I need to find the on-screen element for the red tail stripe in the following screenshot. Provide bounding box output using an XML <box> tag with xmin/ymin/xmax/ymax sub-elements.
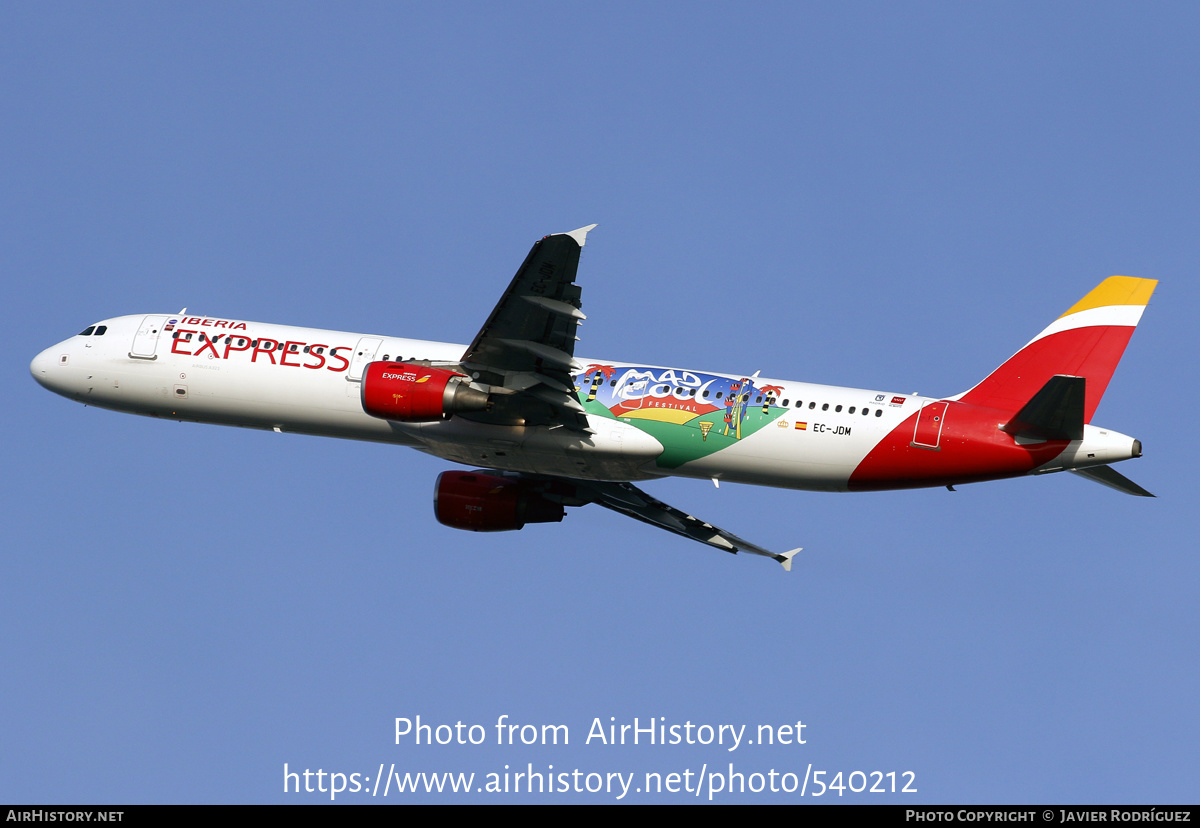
<box><xmin>958</xmin><ymin>325</ymin><xmax>1135</xmax><ymax>421</ymax></box>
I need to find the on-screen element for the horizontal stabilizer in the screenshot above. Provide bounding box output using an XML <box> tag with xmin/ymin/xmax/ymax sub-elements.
<box><xmin>1070</xmin><ymin>464</ymin><xmax>1155</xmax><ymax>497</ymax></box>
<box><xmin>1002</xmin><ymin>375</ymin><xmax>1085</xmax><ymax>441</ymax></box>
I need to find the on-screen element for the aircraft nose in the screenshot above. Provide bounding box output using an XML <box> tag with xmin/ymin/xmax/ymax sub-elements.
<box><xmin>30</xmin><ymin>344</ymin><xmax>70</xmax><ymax>394</ymax></box>
<box><xmin>31</xmin><ymin>347</ymin><xmax>53</xmax><ymax>385</ymax></box>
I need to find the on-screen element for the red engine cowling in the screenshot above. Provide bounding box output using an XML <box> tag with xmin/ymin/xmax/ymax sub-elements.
<box><xmin>434</xmin><ymin>471</ymin><xmax>566</xmax><ymax>532</ymax></box>
<box><xmin>361</xmin><ymin>362</ymin><xmax>489</xmax><ymax>422</ymax></box>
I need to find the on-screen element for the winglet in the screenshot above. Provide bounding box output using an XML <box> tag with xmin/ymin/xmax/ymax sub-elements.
<box><xmin>775</xmin><ymin>548</ymin><xmax>802</xmax><ymax>572</ymax></box>
<box><xmin>561</xmin><ymin>224</ymin><xmax>598</xmax><ymax>247</ymax></box>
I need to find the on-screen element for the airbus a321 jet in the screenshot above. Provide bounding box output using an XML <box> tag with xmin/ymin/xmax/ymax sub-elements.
<box><xmin>31</xmin><ymin>226</ymin><xmax>1156</xmax><ymax>570</ymax></box>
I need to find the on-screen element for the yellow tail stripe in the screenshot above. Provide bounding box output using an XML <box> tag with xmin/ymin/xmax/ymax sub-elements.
<box><xmin>1059</xmin><ymin>276</ymin><xmax>1158</xmax><ymax>318</ymax></box>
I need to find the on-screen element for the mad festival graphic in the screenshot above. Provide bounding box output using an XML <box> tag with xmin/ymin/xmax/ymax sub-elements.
<box><xmin>574</xmin><ymin>364</ymin><xmax>787</xmax><ymax>468</ymax></box>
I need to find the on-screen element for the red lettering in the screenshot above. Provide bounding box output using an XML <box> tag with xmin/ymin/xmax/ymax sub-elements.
<box><xmin>304</xmin><ymin>344</ymin><xmax>327</xmax><ymax>370</ymax></box>
<box><xmin>224</xmin><ymin>336</ymin><xmax>251</xmax><ymax>359</ymax></box>
<box><xmin>327</xmin><ymin>346</ymin><xmax>350</xmax><ymax>373</ymax></box>
<box><xmin>181</xmin><ymin>317</ymin><xmax>246</xmax><ymax>329</ymax></box>
<box><xmin>194</xmin><ymin>334</ymin><xmax>221</xmax><ymax>359</ymax></box>
<box><xmin>279</xmin><ymin>341</ymin><xmax>304</xmax><ymax>367</ymax></box>
<box><xmin>252</xmin><ymin>338</ymin><xmax>279</xmax><ymax>364</ymax></box>
<box><xmin>170</xmin><ymin>330</ymin><xmax>195</xmax><ymax>356</ymax></box>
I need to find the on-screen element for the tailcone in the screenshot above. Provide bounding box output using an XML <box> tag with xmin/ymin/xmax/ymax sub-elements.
<box><xmin>1054</xmin><ymin>424</ymin><xmax>1142</xmax><ymax>472</ymax></box>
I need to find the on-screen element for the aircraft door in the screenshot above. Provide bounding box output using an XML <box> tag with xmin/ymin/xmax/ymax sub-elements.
<box><xmin>912</xmin><ymin>400</ymin><xmax>948</xmax><ymax>450</ymax></box>
<box><xmin>620</xmin><ymin>375</ymin><xmax>649</xmax><ymax>410</ymax></box>
<box><xmin>129</xmin><ymin>315</ymin><xmax>170</xmax><ymax>359</ymax></box>
<box><xmin>347</xmin><ymin>336</ymin><xmax>384</xmax><ymax>381</ymax></box>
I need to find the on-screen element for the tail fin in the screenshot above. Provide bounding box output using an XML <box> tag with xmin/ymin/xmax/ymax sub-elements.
<box><xmin>958</xmin><ymin>276</ymin><xmax>1157</xmax><ymax>421</ymax></box>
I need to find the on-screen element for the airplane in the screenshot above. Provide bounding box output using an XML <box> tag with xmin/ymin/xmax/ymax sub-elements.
<box><xmin>30</xmin><ymin>225</ymin><xmax>1156</xmax><ymax>570</ymax></box>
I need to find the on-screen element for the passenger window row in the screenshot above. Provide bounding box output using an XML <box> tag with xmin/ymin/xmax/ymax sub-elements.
<box><xmin>622</xmin><ymin>382</ymin><xmax>887</xmax><ymax>418</ymax></box>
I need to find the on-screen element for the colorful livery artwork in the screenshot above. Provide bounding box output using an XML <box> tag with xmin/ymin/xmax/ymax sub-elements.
<box><xmin>574</xmin><ymin>365</ymin><xmax>787</xmax><ymax>468</ymax></box>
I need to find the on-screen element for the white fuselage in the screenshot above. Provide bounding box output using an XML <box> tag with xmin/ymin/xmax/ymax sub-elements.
<box><xmin>31</xmin><ymin>313</ymin><xmax>925</xmax><ymax>490</ymax></box>
<box><xmin>31</xmin><ymin>312</ymin><xmax>1141</xmax><ymax>494</ymax></box>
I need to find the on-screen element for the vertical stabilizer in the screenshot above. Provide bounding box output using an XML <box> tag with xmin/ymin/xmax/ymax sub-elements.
<box><xmin>958</xmin><ymin>276</ymin><xmax>1156</xmax><ymax>420</ymax></box>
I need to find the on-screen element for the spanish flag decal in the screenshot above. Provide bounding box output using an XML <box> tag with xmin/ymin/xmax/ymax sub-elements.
<box><xmin>795</xmin><ymin>422</ymin><xmax>807</xmax><ymax>430</ymax></box>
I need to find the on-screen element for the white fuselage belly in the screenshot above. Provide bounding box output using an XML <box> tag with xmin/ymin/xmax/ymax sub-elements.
<box><xmin>38</xmin><ymin>313</ymin><xmax>915</xmax><ymax>491</ymax></box>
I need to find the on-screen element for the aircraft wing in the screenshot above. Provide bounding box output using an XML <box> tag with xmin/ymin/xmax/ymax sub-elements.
<box><xmin>573</xmin><ymin>479</ymin><xmax>802</xmax><ymax>571</ymax></box>
<box><xmin>459</xmin><ymin>225</ymin><xmax>597</xmax><ymax>430</ymax></box>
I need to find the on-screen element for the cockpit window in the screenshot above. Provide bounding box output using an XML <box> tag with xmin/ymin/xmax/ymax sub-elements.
<box><xmin>79</xmin><ymin>326</ymin><xmax>96</xmax><ymax>336</ymax></box>
<box><xmin>95</xmin><ymin>325</ymin><xmax>107</xmax><ymax>335</ymax></box>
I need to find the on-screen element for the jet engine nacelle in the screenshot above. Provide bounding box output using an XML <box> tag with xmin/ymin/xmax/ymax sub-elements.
<box><xmin>361</xmin><ymin>362</ymin><xmax>490</xmax><ymax>422</ymax></box>
<box><xmin>434</xmin><ymin>471</ymin><xmax>566</xmax><ymax>532</ymax></box>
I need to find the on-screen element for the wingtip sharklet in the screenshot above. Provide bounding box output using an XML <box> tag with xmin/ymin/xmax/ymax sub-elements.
<box><xmin>561</xmin><ymin>224</ymin><xmax>598</xmax><ymax>247</ymax></box>
<box><xmin>775</xmin><ymin>548</ymin><xmax>802</xmax><ymax>572</ymax></box>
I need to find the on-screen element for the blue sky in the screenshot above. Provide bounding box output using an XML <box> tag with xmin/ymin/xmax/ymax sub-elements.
<box><xmin>3</xmin><ymin>3</ymin><xmax>1198</xmax><ymax>803</ymax></box>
